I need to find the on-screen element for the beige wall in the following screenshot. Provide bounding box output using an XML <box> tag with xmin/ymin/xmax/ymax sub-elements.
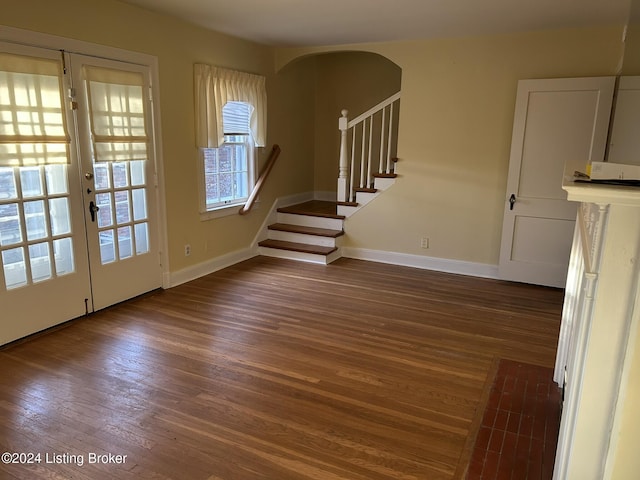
<box><xmin>278</xmin><ymin>27</ymin><xmax>624</xmax><ymax>265</ymax></box>
<box><xmin>311</xmin><ymin>52</ymin><xmax>401</xmax><ymax>192</ymax></box>
<box><xmin>1</xmin><ymin>0</ymin><xmax>315</xmax><ymax>273</ymax></box>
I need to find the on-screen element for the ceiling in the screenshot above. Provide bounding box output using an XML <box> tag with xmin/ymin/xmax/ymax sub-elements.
<box><xmin>120</xmin><ymin>0</ymin><xmax>631</xmax><ymax>47</ymax></box>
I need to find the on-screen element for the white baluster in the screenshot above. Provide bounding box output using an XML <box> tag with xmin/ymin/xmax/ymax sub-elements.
<box><xmin>337</xmin><ymin>109</ymin><xmax>349</xmax><ymax>202</ymax></box>
<box><xmin>349</xmin><ymin>126</ymin><xmax>356</xmax><ymax>202</ymax></box>
<box><xmin>379</xmin><ymin>108</ymin><xmax>386</xmax><ymax>174</ymax></box>
<box><xmin>386</xmin><ymin>103</ymin><xmax>394</xmax><ymax>173</ymax></box>
<box><xmin>367</xmin><ymin>116</ymin><xmax>373</xmax><ymax>187</ymax></box>
<box><xmin>360</xmin><ymin>120</ymin><xmax>366</xmax><ymax>189</ymax></box>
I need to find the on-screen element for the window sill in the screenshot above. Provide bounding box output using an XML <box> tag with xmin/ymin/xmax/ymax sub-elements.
<box><xmin>199</xmin><ymin>201</ymin><xmax>260</xmax><ymax>221</ymax></box>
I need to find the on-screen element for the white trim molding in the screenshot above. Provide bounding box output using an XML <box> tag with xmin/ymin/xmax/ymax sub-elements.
<box><xmin>341</xmin><ymin>247</ymin><xmax>499</xmax><ymax>279</ymax></box>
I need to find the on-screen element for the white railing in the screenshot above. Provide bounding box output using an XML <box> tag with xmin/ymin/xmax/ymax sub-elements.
<box><xmin>338</xmin><ymin>92</ymin><xmax>400</xmax><ymax>202</ymax></box>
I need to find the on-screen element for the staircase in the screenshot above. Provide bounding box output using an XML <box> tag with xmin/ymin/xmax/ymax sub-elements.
<box><xmin>257</xmin><ymin>91</ymin><xmax>401</xmax><ymax>264</ymax></box>
<box><xmin>258</xmin><ymin>200</ymin><xmax>345</xmax><ymax>264</ymax></box>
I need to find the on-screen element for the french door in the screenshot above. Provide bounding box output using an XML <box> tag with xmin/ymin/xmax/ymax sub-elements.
<box><xmin>0</xmin><ymin>43</ymin><xmax>162</xmax><ymax>345</ymax></box>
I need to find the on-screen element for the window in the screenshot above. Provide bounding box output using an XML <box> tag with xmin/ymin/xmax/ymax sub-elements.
<box><xmin>193</xmin><ymin>64</ymin><xmax>266</xmax><ymax>215</ymax></box>
<box><xmin>201</xmin><ymin>101</ymin><xmax>254</xmax><ymax>210</ymax></box>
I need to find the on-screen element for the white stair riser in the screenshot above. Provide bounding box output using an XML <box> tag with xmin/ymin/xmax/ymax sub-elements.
<box><xmin>374</xmin><ymin>177</ymin><xmax>395</xmax><ymax>190</ymax></box>
<box><xmin>354</xmin><ymin>191</ymin><xmax>377</xmax><ymax>206</ymax></box>
<box><xmin>276</xmin><ymin>212</ymin><xmax>343</xmax><ymax>230</ymax></box>
<box><xmin>259</xmin><ymin>246</ymin><xmax>340</xmax><ymax>265</ymax></box>
<box><xmin>268</xmin><ymin>230</ymin><xmax>340</xmax><ymax>247</ymax></box>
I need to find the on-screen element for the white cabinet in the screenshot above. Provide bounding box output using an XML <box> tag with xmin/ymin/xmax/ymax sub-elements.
<box><xmin>553</xmin><ymin>180</ymin><xmax>640</xmax><ymax>479</ymax></box>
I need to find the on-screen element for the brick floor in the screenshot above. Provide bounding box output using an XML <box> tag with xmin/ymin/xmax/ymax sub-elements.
<box><xmin>466</xmin><ymin>359</ymin><xmax>561</xmax><ymax>480</ymax></box>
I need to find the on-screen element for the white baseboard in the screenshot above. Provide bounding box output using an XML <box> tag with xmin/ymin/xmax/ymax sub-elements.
<box><xmin>168</xmin><ymin>247</ymin><xmax>257</xmax><ymax>287</ymax></box>
<box><xmin>341</xmin><ymin>247</ymin><xmax>500</xmax><ymax>279</ymax></box>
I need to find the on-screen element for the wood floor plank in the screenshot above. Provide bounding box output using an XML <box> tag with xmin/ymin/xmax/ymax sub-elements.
<box><xmin>0</xmin><ymin>257</ymin><xmax>563</xmax><ymax>479</ymax></box>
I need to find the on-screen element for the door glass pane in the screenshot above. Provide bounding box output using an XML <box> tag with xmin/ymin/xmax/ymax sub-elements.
<box><xmin>29</xmin><ymin>242</ymin><xmax>51</xmax><ymax>282</ymax></box>
<box><xmin>2</xmin><ymin>247</ymin><xmax>26</xmax><ymax>289</ymax></box>
<box><xmin>45</xmin><ymin>164</ymin><xmax>68</xmax><ymax>195</ymax></box>
<box><xmin>130</xmin><ymin>160</ymin><xmax>145</xmax><ymax>186</ymax></box>
<box><xmin>0</xmin><ymin>203</ymin><xmax>22</xmax><ymax>246</ymax></box>
<box><xmin>134</xmin><ymin>222</ymin><xmax>149</xmax><ymax>255</ymax></box>
<box><xmin>96</xmin><ymin>192</ymin><xmax>113</xmax><ymax>228</ymax></box>
<box><xmin>24</xmin><ymin>200</ymin><xmax>47</xmax><ymax>241</ymax></box>
<box><xmin>53</xmin><ymin>237</ymin><xmax>74</xmax><ymax>276</ymax></box>
<box><xmin>132</xmin><ymin>188</ymin><xmax>147</xmax><ymax>221</ymax></box>
<box><xmin>0</xmin><ymin>168</ymin><xmax>17</xmax><ymax>199</ymax></box>
<box><xmin>49</xmin><ymin>197</ymin><xmax>71</xmax><ymax>236</ymax></box>
<box><xmin>20</xmin><ymin>168</ymin><xmax>44</xmax><ymax>198</ymax></box>
<box><xmin>114</xmin><ymin>190</ymin><xmax>130</xmax><ymax>224</ymax></box>
<box><xmin>113</xmin><ymin>162</ymin><xmax>129</xmax><ymax>188</ymax></box>
<box><xmin>117</xmin><ymin>226</ymin><xmax>132</xmax><ymax>259</ymax></box>
<box><xmin>99</xmin><ymin>229</ymin><xmax>115</xmax><ymax>264</ymax></box>
<box><xmin>94</xmin><ymin>163</ymin><xmax>110</xmax><ymax>190</ymax></box>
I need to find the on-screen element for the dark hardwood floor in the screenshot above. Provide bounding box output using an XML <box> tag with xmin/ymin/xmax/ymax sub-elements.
<box><xmin>0</xmin><ymin>256</ymin><xmax>563</xmax><ymax>480</ymax></box>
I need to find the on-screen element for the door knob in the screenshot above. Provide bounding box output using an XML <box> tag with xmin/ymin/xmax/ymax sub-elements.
<box><xmin>509</xmin><ymin>194</ymin><xmax>516</xmax><ymax>211</ymax></box>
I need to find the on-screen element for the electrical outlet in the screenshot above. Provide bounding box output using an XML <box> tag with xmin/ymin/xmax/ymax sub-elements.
<box><xmin>420</xmin><ymin>237</ymin><xmax>429</xmax><ymax>249</ymax></box>
<box><xmin>184</xmin><ymin>244</ymin><xmax>191</xmax><ymax>256</ymax></box>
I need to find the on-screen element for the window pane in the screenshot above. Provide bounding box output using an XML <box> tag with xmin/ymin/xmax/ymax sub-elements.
<box><xmin>117</xmin><ymin>226</ymin><xmax>132</xmax><ymax>259</ymax></box>
<box><xmin>24</xmin><ymin>200</ymin><xmax>47</xmax><ymax>241</ymax></box>
<box><xmin>0</xmin><ymin>203</ymin><xmax>22</xmax><ymax>246</ymax></box>
<box><xmin>235</xmin><ymin>172</ymin><xmax>248</xmax><ymax>199</ymax></box>
<box><xmin>2</xmin><ymin>247</ymin><xmax>26</xmax><ymax>289</ymax></box>
<box><xmin>130</xmin><ymin>160</ymin><xmax>145</xmax><ymax>186</ymax></box>
<box><xmin>134</xmin><ymin>222</ymin><xmax>149</xmax><ymax>255</ymax></box>
<box><xmin>53</xmin><ymin>237</ymin><xmax>74</xmax><ymax>276</ymax></box>
<box><xmin>94</xmin><ymin>163</ymin><xmax>110</xmax><ymax>190</ymax></box>
<box><xmin>0</xmin><ymin>168</ymin><xmax>17</xmax><ymax>199</ymax></box>
<box><xmin>99</xmin><ymin>229</ymin><xmax>115</xmax><ymax>264</ymax></box>
<box><xmin>20</xmin><ymin>167</ymin><xmax>43</xmax><ymax>198</ymax></box>
<box><xmin>96</xmin><ymin>193</ymin><xmax>113</xmax><ymax>228</ymax></box>
<box><xmin>29</xmin><ymin>242</ymin><xmax>51</xmax><ymax>283</ymax></box>
<box><xmin>132</xmin><ymin>188</ymin><xmax>147</xmax><ymax>221</ymax></box>
<box><xmin>49</xmin><ymin>197</ymin><xmax>71</xmax><ymax>236</ymax></box>
<box><xmin>205</xmin><ymin>172</ymin><xmax>219</xmax><ymax>205</ymax></box>
<box><xmin>114</xmin><ymin>190</ymin><xmax>131</xmax><ymax>224</ymax></box>
<box><xmin>204</xmin><ymin>150</ymin><xmax>218</xmax><ymax>174</ymax></box>
<box><xmin>112</xmin><ymin>162</ymin><xmax>129</xmax><ymax>188</ymax></box>
<box><xmin>219</xmin><ymin>173</ymin><xmax>233</xmax><ymax>200</ymax></box>
<box><xmin>45</xmin><ymin>164</ymin><xmax>68</xmax><ymax>195</ymax></box>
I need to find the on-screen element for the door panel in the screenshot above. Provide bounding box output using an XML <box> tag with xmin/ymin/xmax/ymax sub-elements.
<box><xmin>499</xmin><ymin>77</ymin><xmax>614</xmax><ymax>288</ymax></box>
<box><xmin>70</xmin><ymin>54</ymin><xmax>161</xmax><ymax>310</ymax></box>
<box><xmin>0</xmin><ymin>44</ymin><xmax>92</xmax><ymax>344</ymax></box>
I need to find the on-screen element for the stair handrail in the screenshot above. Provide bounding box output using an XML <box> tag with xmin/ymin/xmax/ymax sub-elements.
<box><xmin>338</xmin><ymin>92</ymin><xmax>400</xmax><ymax>202</ymax></box>
<box><xmin>239</xmin><ymin>144</ymin><xmax>281</xmax><ymax>215</ymax></box>
<box><xmin>346</xmin><ymin>92</ymin><xmax>401</xmax><ymax>129</ymax></box>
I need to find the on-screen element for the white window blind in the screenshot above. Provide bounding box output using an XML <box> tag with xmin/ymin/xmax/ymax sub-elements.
<box><xmin>194</xmin><ymin>64</ymin><xmax>266</xmax><ymax>148</ymax></box>
<box><xmin>84</xmin><ymin>66</ymin><xmax>148</xmax><ymax>162</ymax></box>
<box><xmin>222</xmin><ymin>101</ymin><xmax>252</xmax><ymax>135</ymax></box>
<box><xmin>0</xmin><ymin>52</ymin><xmax>70</xmax><ymax>167</ymax></box>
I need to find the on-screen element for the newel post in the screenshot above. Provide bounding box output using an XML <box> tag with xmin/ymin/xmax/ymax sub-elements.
<box><xmin>338</xmin><ymin>109</ymin><xmax>349</xmax><ymax>202</ymax></box>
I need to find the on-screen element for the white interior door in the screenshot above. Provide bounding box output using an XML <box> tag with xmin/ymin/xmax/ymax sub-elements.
<box><xmin>498</xmin><ymin>77</ymin><xmax>614</xmax><ymax>288</ymax></box>
<box><xmin>0</xmin><ymin>43</ymin><xmax>162</xmax><ymax>345</ymax></box>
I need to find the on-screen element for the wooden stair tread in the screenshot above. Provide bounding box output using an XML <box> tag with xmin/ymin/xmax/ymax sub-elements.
<box><xmin>355</xmin><ymin>187</ymin><xmax>377</xmax><ymax>193</ymax></box>
<box><xmin>268</xmin><ymin>223</ymin><xmax>344</xmax><ymax>238</ymax></box>
<box><xmin>259</xmin><ymin>239</ymin><xmax>338</xmax><ymax>256</ymax></box>
<box><xmin>373</xmin><ymin>173</ymin><xmax>397</xmax><ymax>178</ymax></box>
<box><xmin>277</xmin><ymin>201</ymin><xmax>345</xmax><ymax>219</ymax></box>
